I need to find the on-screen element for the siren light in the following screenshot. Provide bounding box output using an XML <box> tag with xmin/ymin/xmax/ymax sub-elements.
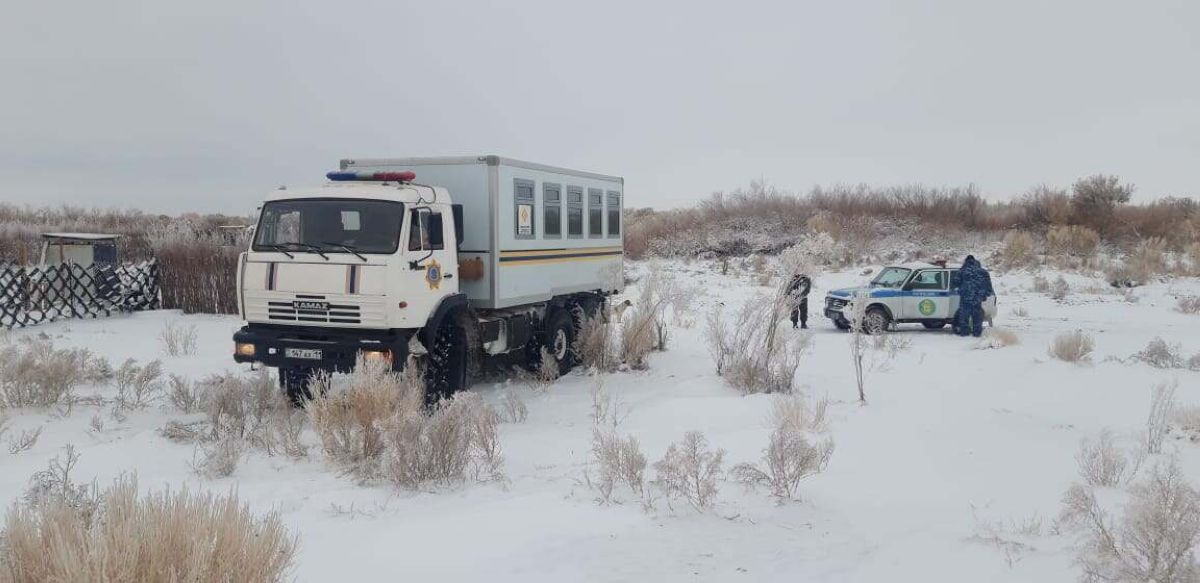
<box><xmin>326</xmin><ymin>171</ymin><xmax>417</xmax><ymax>182</ymax></box>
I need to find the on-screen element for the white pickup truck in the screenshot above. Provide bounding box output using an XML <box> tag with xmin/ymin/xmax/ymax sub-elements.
<box><xmin>232</xmin><ymin>156</ymin><xmax>624</xmax><ymax>401</ymax></box>
<box><xmin>823</xmin><ymin>262</ymin><xmax>997</xmax><ymax>334</ymax></box>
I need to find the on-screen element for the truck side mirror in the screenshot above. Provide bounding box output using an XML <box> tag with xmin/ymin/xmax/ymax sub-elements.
<box><xmin>452</xmin><ymin>204</ymin><xmax>464</xmax><ymax>246</ymax></box>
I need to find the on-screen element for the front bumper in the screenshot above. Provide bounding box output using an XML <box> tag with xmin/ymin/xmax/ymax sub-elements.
<box><xmin>232</xmin><ymin>324</ymin><xmax>412</xmax><ymax>372</ymax></box>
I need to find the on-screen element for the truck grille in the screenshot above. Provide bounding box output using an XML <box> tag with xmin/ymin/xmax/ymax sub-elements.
<box><xmin>267</xmin><ymin>301</ymin><xmax>362</xmax><ymax>324</ymax></box>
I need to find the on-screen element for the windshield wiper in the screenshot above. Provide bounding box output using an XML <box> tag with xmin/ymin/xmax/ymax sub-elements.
<box><xmin>321</xmin><ymin>242</ymin><xmax>368</xmax><ymax>262</ymax></box>
<box><xmin>259</xmin><ymin>244</ymin><xmax>294</xmax><ymax>258</ymax></box>
<box><xmin>283</xmin><ymin>242</ymin><xmax>329</xmax><ymax>260</ymax></box>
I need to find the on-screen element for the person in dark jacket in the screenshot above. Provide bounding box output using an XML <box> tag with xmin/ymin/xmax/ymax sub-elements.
<box><xmin>955</xmin><ymin>255</ymin><xmax>994</xmax><ymax>337</ymax></box>
<box><xmin>786</xmin><ymin>274</ymin><xmax>812</xmax><ymax>329</ymax></box>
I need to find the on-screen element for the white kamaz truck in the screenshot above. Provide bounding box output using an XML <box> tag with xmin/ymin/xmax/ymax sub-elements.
<box><xmin>233</xmin><ymin>156</ymin><xmax>624</xmax><ymax>401</ymax></box>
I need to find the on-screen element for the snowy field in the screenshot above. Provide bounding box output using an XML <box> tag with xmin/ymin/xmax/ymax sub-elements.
<box><xmin>2</xmin><ymin>260</ymin><xmax>1199</xmax><ymax>582</ymax></box>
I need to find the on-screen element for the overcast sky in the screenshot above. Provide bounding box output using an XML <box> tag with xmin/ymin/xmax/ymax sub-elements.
<box><xmin>1</xmin><ymin>0</ymin><xmax>1196</xmax><ymax>215</ymax></box>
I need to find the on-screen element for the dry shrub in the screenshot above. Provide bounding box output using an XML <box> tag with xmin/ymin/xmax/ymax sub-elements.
<box><xmin>6</xmin><ymin>427</ymin><xmax>42</xmax><ymax>455</ymax></box>
<box><xmin>653</xmin><ymin>431</ymin><xmax>725</xmax><ymax>511</ymax></box>
<box><xmin>999</xmin><ymin>231</ymin><xmax>1037</xmax><ymax>270</ymax></box>
<box><xmin>770</xmin><ymin>393</ymin><xmax>829</xmax><ymax>434</ymax></box>
<box><xmin>1046</xmin><ymin>225</ymin><xmax>1100</xmax><ymax>258</ymax></box>
<box><xmin>166</xmin><ymin>374</ymin><xmax>202</xmax><ymax>413</ymax></box>
<box><xmin>705</xmin><ymin>294</ymin><xmax>809</xmax><ymax>394</ymax></box>
<box><xmin>191</xmin><ymin>436</ymin><xmax>243</xmax><ymax>478</ymax></box>
<box><xmin>158</xmin><ymin>320</ymin><xmax>198</xmax><ymax>357</ymax></box>
<box><xmin>731</xmin><ymin>399</ymin><xmax>833</xmax><ymax>501</ymax></box>
<box><xmin>1032</xmin><ymin>274</ymin><xmax>1051</xmax><ymax>293</ymax></box>
<box><xmin>1127</xmin><ymin>237</ymin><xmax>1168</xmax><ymax>284</ymax></box>
<box><xmin>520</xmin><ymin>348</ymin><xmax>559</xmax><ymax>391</ymax></box>
<box><xmin>150</xmin><ymin>224</ymin><xmax>246</xmax><ymax>314</ymax></box>
<box><xmin>0</xmin><ymin>337</ymin><xmax>107</xmax><ymax>409</ymax></box>
<box><xmin>112</xmin><ymin>358</ymin><xmax>164</xmax><ymax>410</ymax></box>
<box><xmin>977</xmin><ymin>327</ymin><xmax>1019</xmax><ymax>349</ymax></box>
<box><xmin>1062</xmin><ymin>461</ymin><xmax>1200</xmax><ymax>583</ymax></box>
<box><xmin>1076</xmin><ymin>430</ymin><xmax>1130</xmax><ymax>487</ymax></box>
<box><xmin>1177</xmin><ymin>296</ymin><xmax>1200</xmax><ymax>315</ymax></box>
<box><xmin>1172</xmin><ymin>406</ymin><xmax>1200</xmax><ymax>442</ymax></box>
<box><xmin>575</xmin><ymin>314</ymin><xmax>618</xmax><ymax>372</ymax></box>
<box><xmin>732</xmin><ymin>429</ymin><xmax>833</xmax><ymax>501</ymax></box>
<box><xmin>501</xmin><ymin>391</ymin><xmax>528</xmax><ymax>423</ymax></box>
<box><xmin>1049</xmin><ymin>330</ymin><xmax>1095</xmax><ymax>363</ymax></box>
<box><xmin>1132</xmin><ymin>337</ymin><xmax>1184</xmax><ymax>369</ymax></box>
<box><xmin>1144</xmin><ymin>382</ymin><xmax>1176</xmax><ymax>455</ymax></box>
<box><xmin>307</xmin><ymin>357</ymin><xmax>424</xmax><ymax>479</ymax></box>
<box><xmin>620</xmin><ymin>307</ymin><xmax>659</xmax><ymax>370</ymax></box>
<box><xmin>591</xmin><ymin>427</ymin><xmax>648</xmax><ymax>504</ymax></box>
<box><xmin>1050</xmin><ymin>275</ymin><xmax>1071</xmax><ymax>301</ymax></box>
<box><xmin>383</xmin><ymin>391</ymin><xmax>503</xmax><ymax>489</ymax></box>
<box><xmin>0</xmin><ymin>466</ymin><xmax>296</xmax><ymax>582</ymax></box>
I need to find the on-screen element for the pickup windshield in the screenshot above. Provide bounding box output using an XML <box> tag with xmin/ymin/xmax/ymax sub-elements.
<box><xmin>253</xmin><ymin>199</ymin><xmax>404</xmax><ymax>255</ymax></box>
<box><xmin>871</xmin><ymin>267</ymin><xmax>912</xmax><ymax>288</ymax></box>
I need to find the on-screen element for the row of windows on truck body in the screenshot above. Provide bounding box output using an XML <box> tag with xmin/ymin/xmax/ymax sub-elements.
<box><xmin>513</xmin><ymin>179</ymin><xmax>621</xmax><ymax>240</ymax></box>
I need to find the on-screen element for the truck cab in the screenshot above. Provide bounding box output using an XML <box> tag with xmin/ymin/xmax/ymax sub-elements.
<box><xmin>824</xmin><ymin>262</ymin><xmax>997</xmax><ymax>334</ymax></box>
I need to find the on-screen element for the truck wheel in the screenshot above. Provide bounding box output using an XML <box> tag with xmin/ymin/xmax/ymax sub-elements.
<box><xmin>279</xmin><ymin>367</ymin><xmax>315</xmax><ymax>406</ymax></box>
<box><xmin>862</xmin><ymin>307</ymin><xmax>890</xmax><ymax>335</ymax></box>
<box><xmin>428</xmin><ymin>316</ymin><xmax>469</xmax><ymax>398</ymax></box>
<box><xmin>537</xmin><ymin>310</ymin><xmax>576</xmax><ymax>375</ymax></box>
<box><xmin>922</xmin><ymin>320</ymin><xmax>947</xmax><ymax>330</ymax></box>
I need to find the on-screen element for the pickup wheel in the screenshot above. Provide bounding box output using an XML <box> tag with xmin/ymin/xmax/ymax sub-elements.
<box><xmin>862</xmin><ymin>307</ymin><xmax>890</xmax><ymax>335</ymax></box>
<box><xmin>279</xmin><ymin>367</ymin><xmax>315</xmax><ymax>406</ymax></box>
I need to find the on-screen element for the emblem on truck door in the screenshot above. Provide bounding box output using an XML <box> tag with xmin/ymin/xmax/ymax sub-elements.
<box><xmin>425</xmin><ymin>259</ymin><xmax>442</xmax><ymax>290</ymax></box>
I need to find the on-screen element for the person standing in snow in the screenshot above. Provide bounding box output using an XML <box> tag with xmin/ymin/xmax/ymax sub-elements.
<box><xmin>786</xmin><ymin>273</ymin><xmax>813</xmax><ymax>329</ymax></box>
<box><xmin>955</xmin><ymin>255</ymin><xmax>993</xmax><ymax>337</ymax></box>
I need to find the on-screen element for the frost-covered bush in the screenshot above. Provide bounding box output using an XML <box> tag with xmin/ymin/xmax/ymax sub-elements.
<box><xmin>976</xmin><ymin>327</ymin><xmax>1019</xmax><ymax>349</ymax></box>
<box><xmin>308</xmin><ymin>357</ymin><xmax>424</xmax><ymax>479</ymax></box>
<box><xmin>731</xmin><ymin>399</ymin><xmax>833</xmax><ymax>501</ymax></box>
<box><xmin>575</xmin><ymin>314</ymin><xmax>618</xmax><ymax>372</ymax></box>
<box><xmin>1075</xmin><ymin>430</ymin><xmax>1129</xmax><ymax>487</ymax></box>
<box><xmin>1049</xmin><ymin>330</ymin><xmax>1094</xmax><ymax>363</ymax></box>
<box><xmin>501</xmin><ymin>390</ymin><xmax>528</xmax><ymax>423</ymax></box>
<box><xmin>999</xmin><ymin>231</ymin><xmax>1037</xmax><ymax>269</ymax></box>
<box><xmin>1032</xmin><ymin>274</ymin><xmax>1051</xmax><ymax>293</ymax></box>
<box><xmin>0</xmin><ymin>466</ymin><xmax>297</xmax><ymax>582</ymax></box>
<box><xmin>191</xmin><ymin>436</ymin><xmax>243</xmax><ymax>478</ymax></box>
<box><xmin>591</xmin><ymin>427</ymin><xmax>647</xmax><ymax>504</ymax></box>
<box><xmin>158</xmin><ymin>320</ymin><xmax>198</xmax><ymax>357</ymax></box>
<box><xmin>705</xmin><ymin>293</ymin><xmax>809</xmax><ymax>394</ymax></box>
<box><xmin>1046</xmin><ymin>225</ymin><xmax>1100</xmax><ymax>258</ymax></box>
<box><xmin>653</xmin><ymin>431</ymin><xmax>725</xmax><ymax>511</ymax></box>
<box><xmin>1144</xmin><ymin>382</ymin><xmax>1175</xmax><ymax>455</ymax></box>
<box><xmin>0</xmin><ymin>337</ymin><xmax>107</xmax><ymax>409</ymax></box>
<box><xmin>1177</xmin><ymin>296</ymin><xmax>1200</xmax><ymax>315</ymax></box>
<box><xmin>1061</xmin><ymin>462</ymin><xmax>1200</xmax><ymax>583</ymax></box>
<box><xmin>112</xmin><ymin>358</ymin><xmax>164</xmax><ymax>410</ymax></box>
<box><xmin>1050</xmin><ymin>276</ymin><xmax>1071</xmax><ymax>301</ymax></box>
<box><xmin>1132</xmin><ymin>337</ymin><xmax>1184</xmax><ymax>369</ymax></box>
<box><xmin>1127</xmin><ymin>236</ymin><xmax>1168</xmax><ymax>284</ymax></box>
<box><xmin>384</xmin><ymin>391</ymin><xmax>503</xmax><ymax>490</ymax></box>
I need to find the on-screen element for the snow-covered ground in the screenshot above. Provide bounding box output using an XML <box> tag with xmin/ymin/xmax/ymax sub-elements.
<box><xmin>2</xmin><ymin>260</ymin><xmax>1199</xmax><ymax>582</ymax></box>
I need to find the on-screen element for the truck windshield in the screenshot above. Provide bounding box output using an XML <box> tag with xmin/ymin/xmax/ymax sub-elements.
<box><xmin>253</xmin><ymin>199</ymin><xmax>404</xmax><ymax>255</ymax></box>
<box><xmin>871</xmin><ymin>267</ymin><xmax>912</xmax><ymax>288</ymax></box>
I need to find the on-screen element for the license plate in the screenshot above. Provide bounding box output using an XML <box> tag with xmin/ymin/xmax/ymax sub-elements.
<box><xmin>284</xmin><ymin>348</ymin><xmax>323</xmax><ymax>360</ymax></box>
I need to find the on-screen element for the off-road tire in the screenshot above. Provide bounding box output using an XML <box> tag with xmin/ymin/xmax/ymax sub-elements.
<box><xmin>530</xmin><ymin>309</ymin><xmax>576</xmax><ymax>375</ymax></box>
<box><xmin>862</xmin><ymin>307</ymin><xmax>891</xmax><ymax>335</ymax></box>
<box><xmin>427</xmin><ymin>312</ymin><xmax>469</xmax><ymax>398</ymax></box>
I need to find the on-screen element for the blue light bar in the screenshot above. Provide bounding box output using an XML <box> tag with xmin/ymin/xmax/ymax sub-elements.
<box><xmin>326</xmin><ymin>171</ymin><xmax>360</xmax><ymax>181</ymax></box>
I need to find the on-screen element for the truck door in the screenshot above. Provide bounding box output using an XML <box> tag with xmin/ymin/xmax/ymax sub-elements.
<box><xmin>404</xmin><ymin>205</ymin><xmax>460</xmax><ymax>302</ymax></box>
<box><xmin>901</xmin><ymin>269</ymin><xmax>951</xmax><ymax>319</ymax></box>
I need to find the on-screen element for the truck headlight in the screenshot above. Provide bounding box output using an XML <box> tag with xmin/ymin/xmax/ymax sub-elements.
<box><xmin>235</xmin><ymin>343</ymin><xmax>256</xmax><ymax>357</ymax></box>
<box><xmin>361</xmin><ymin>349</ymin><xmax>392</xmax><ymax>363</ymax></box>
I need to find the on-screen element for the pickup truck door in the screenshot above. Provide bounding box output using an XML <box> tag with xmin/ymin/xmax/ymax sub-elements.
<box><xmin>902</xmin><ymin>269</ymin><xmax>952</xmax><ymax>319</ymax></box>
<box><xmin>402</xmin><ymin>205</ymin><xmax>460</xmax><ymax>305</ymax></box>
